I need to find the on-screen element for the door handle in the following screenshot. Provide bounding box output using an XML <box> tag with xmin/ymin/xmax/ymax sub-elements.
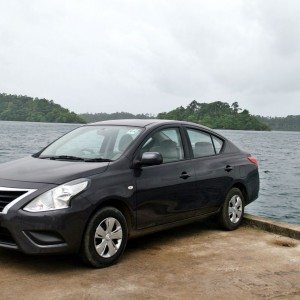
<box><xmin>225</xmin><ymin>165</ymin><xmax>233</xmax><ymax>172</ymax></box>
<box><xmin>180</xmin><ymin>172</ymin><xmax>191</xmax><ymax>179</ymax></box>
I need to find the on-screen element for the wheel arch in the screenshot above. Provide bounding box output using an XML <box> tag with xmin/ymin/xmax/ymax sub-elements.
<box><xmin>230</xmin><ymin>181</ymin><xmax>249</xmax><ymax>204</ymax></box>
<box><xmin>89</xmin><ymin>198</ymin><xmax>135</xmax><ymax>233</ymax></box>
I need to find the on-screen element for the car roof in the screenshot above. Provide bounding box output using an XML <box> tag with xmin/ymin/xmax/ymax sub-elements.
<box><xmin>89</xmin><ymin>119</ymin><xmax>212</xmax><ymax>130</ymax></box>
<box><xmin>89</xmin><ymin>119</ymin><xmax>160</xmax><ymax>127</ymax></box>
<box><xmin>88</xmin><ymin>119</ymin><xmax>228</xmax><ymax>142</ymax></box>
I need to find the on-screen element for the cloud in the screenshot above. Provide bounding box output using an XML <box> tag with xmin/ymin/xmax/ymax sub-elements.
<box><xmin>0</xmin><ymin>0</ymin><xmax>299</xmax><ymax>116</ymax></box>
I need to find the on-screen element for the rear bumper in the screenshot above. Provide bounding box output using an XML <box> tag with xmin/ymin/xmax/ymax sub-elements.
<box><xmin>245</xmin><ymin>168</ymin><xmax>260</xmax><ymax>205</ymax></box>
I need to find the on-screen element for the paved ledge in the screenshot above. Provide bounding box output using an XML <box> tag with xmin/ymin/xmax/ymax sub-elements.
<box><xmin>244</xmin><ymin>213</ymin><xmax>300</xmax><ymax>240</ymax></box>
<box><xmin>0</xmin><ymin>222</ymin><xmax>299</xmax><ymax>299</ymax></box>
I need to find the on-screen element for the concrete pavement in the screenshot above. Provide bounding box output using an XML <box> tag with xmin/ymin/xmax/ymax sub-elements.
<box><xmin>0</xmin><ymin>221</ymin><xmax>299</xmax><ymax>299</ymax></box>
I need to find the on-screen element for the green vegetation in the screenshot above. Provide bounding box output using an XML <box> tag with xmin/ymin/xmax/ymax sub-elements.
<box><xmin>0</xmin><ymin>93</ymin><xmax>85</xmax><ymax>123</ymax></box>
<box><xmin>80</xmin><ymin>112</ymin><xmax>152</xmax><ymax>123</ymax></box>
<box><xmin>256</xmin><ymin>115</ymin><xmax>300</xmax><ymax>131</ymax></box>
<box><xmin>1</xmin><ymin>93</ymin><xmax>298</xmax><ymax>131</ymax></box>
<box><xmin>157</xmin><ymin>101</ymin><xmax>270</xmax><ymax>131</ymax></box>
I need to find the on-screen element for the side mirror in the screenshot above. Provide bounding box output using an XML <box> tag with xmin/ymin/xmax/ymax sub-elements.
<box><xmin>133</xmin><ymin>152</ymin><xmax>163</xmax><ymax>168</ymax></box>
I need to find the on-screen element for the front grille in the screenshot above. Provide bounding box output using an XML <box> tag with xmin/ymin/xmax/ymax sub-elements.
<box><xmin>0</xmin><ymin>190</ymin><xmax>27</xmax><ymax>212</ymax></box>
<box><xmin>0</xmin><ymin>226</ymin><xmax>16</xmax><ymax>245</ymax></box>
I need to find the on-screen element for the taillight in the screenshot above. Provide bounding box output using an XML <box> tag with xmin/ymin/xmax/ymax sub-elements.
<box><xmin>248</xmin><ymin>155</ymin><xmax>258</xmax><ymax>166</ymax></box>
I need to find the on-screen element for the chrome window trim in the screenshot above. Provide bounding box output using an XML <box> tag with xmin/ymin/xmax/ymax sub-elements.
<box><xmin>0</xmin><ymin>187</ymin><xmax>37</xmax><ymax>214</ymax></box>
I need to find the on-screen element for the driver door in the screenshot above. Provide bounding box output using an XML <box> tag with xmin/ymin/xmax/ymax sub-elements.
<box><xmin>134</xmin><ymin>127</ymin><xmax>197</xmax><ymax>229</ymax></box>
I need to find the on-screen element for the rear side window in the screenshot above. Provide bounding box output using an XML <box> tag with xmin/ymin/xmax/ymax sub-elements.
<box><xmin>187</xmin><ymin>129</ymin><xmax>215</xmax><ymax>158</ymax></box>
<box><xmin>212</xmin><ymin>135</ymin><xmax>224</xmax><ymax>154</ymax></box>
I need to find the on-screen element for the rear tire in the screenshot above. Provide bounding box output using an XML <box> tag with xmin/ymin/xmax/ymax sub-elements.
<box><xmin>218</xmin><ymin>188</ymin><xmax>245</xmax><ymax>230</ymax></box>
<box><xmin>80</xmin><ymin>207</ymin><xmax>128</xmax><ymax>268</ymax></box>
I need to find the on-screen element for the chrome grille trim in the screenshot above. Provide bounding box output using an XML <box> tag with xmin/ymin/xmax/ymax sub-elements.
<box><xmin>0</xmin><ymin>187</ymin><xmax>37</xmax><ymax>214</ymax></box>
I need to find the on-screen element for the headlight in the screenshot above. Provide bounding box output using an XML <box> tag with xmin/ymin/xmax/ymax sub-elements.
<box><xmin>24</xmin><ymin>179</ymin><xmax>89</xmax><ymax>212</ymax></box>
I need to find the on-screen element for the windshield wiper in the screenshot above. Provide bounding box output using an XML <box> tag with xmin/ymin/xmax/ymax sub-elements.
<box><xmin>39</xmin><ymin>155</ymin><xmax>112</xmax><ymax>162</ymax></box>
<box><xmin>83</xmin><ymin>158</ymin><xmax>112</xmax><ymax>162</ymax></box>
<box><xmin>40</xmin><ymin>155</ymin><xmax>85</xmax><ymax>161</ymax></box>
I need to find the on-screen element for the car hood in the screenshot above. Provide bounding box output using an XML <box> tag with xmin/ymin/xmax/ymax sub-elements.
<box><xmin>0</xmin><ymin>156</ymin><xmax>109</xmax><ymax>185</ymax></box>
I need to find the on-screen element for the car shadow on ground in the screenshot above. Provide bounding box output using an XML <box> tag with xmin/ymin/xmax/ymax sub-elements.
<box><xmin>0</xmin><ymin>218</ymin><xmax>220</xmax><ymax>274</ymax></box>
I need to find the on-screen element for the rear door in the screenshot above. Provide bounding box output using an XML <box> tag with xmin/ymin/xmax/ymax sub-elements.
<box><xmin>184</xmin><ymin>127</ymin><xmax>235</xmax><ymax>212</ymax></box>
<box><xmin>135</xmin><ymin>126</ymin><xmax>198</xmax><ymax>229</ymax></box>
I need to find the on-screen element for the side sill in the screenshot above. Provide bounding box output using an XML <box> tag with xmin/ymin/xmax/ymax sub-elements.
<box><xmin>129</xmin><ymin>209</ymin><xmax>220</xmax><ymax>239</ymax></box>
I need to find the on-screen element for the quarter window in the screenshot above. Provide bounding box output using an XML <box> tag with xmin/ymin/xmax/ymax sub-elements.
<box><xmin>187</xmin><ymin>129</ymin><xmax>215</xmax><ymax>158</ymax></box>
<box><xmin>212</xmin><ymin>135</ymin><xmax>223</xmax><ymax>154</ymax></box>
<box><xmin>141</xmin><ymin>128</ymin><xmax>184</xmax><ymax>163</ymax></box>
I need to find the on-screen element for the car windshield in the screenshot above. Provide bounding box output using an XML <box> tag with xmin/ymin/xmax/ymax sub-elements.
<box><xmin>38</xmin><ymin>125</ymin><xmax>143</xmax><ymax>161</ymax></box>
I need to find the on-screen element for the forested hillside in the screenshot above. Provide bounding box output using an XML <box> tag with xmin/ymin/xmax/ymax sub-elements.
<box><xmin>80</xmin><ymin>112</ymin><xmax>152</xmax><ymax>123</ymax></box>
<box><xmin>1</xmin><ymin>93</ymin><xmax>298</xmax><ymax>131</ymax></box>
<box><xmin>0</xmin><ymin>93</ymin><xmax>85</xmax><ymax>123</ymax></box>
<box><xmin>157</xmin><ymin>101</ymin><xmax>270</xmax><ymax>131</ymax></box>
<box><xmin>256</xmin><ymin>115</ymin><xmax>300</xmax><ymax>131</ymax></box>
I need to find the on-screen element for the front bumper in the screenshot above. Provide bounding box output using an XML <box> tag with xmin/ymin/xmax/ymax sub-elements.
<box><xmin>0</xmin><ymin>208</ymin><xmax>90</xmax><ymax>254</ymax></box>
<box><xmin>0</xmin><ymin>179</ymin><xmax>93</xmax><ymax>254</ymax></box>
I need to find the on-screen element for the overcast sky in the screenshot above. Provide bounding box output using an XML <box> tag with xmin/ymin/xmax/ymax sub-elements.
<box><xmin>0</xmin><ymin>0</ymin><xmax>299</xmax><ymax>116</ymax></box>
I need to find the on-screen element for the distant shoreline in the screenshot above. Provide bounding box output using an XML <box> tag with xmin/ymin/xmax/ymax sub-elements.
<box><xmin>0</xmin><ymin>120</ymin><xmax>82</xmax><ymax>126</ymax></box>
<box><xmin>1</xmin><ymin>93</ymin><xmax>299</xmax><ymax>131</ymax></box>
<box><xmin>1</xmin><ymin>119</ymin><xmax>299</xmax><ymax>132</ymax></box>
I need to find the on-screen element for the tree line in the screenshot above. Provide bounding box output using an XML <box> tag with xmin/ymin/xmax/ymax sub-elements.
<box><xmin>255</xmin><ymin>115</ymin><xmax>300</xmax><ymax>131</ymax></box>
<box><xmin>1</xmin><ymin>93</ymin><xmax>299</xmax><ymax>131</ymax></box>
<box><xmin>0</xmin><ymin>93</ymin><xmax>85</xmax><ymax>123</ymax></box>
<box><xmin>80</xmin><ymin>101</ymin><xmax>299</xmax><ymax>131</ymax></box>
<box><xmin>156</xmin><ymin>100</ymin><xmax>270</xmax><ymax>131</ymax></box>
<box><xmin>80</xmin><ymin>112</ymin><xmax>153</xmax><ymax>123</ymax></box>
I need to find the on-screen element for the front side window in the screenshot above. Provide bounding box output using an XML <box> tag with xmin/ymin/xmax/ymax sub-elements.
<box><xmin>140</xmin><ymin>128</ymin><xmax>184</xmax><ymax>163</ymax></box>
<box><xmin>39</xmin><ymin>126</ymin><xmax>142</xmax><ymax>161</ymax></box>
<box><xmin>187</xmin><ymin>129</ymin><xmax>215</xmax><ymax>158</ymax></box>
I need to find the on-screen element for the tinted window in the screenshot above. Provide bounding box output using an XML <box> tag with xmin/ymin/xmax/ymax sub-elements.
<box><xmin>187</xmin><ymin>129</ymin><xmax>215</xmax><ymax>158</ymax></box>
<box><xmin>212</xmin><ymin>135</ymin><xmax>223</xmax><ymax>154</ymax></box>
<box><xmin>141</xmin><ymin>128</ymin><xmax>184</xmax><ymax>163</ymax></box>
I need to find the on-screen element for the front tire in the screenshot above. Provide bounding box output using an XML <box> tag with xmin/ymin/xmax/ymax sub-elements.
<box><xmin>219</xmin><ymin>188</ymin><xmax>245</xmax><ymax>230</ymax></box>
<box><xmin>80</xmin><ymin>207</ymin><xmax>128</xmax><ymax>268</ymax></box>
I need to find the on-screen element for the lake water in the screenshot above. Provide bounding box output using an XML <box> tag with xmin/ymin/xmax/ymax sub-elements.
<box><xmin>0</xmin><ymin>121</ymin><xmax>299</xmax><ymax>225</ymax></box>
